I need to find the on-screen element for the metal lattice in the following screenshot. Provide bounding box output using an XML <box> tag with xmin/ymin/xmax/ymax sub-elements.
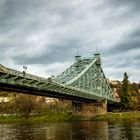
<box><xmin>54</xmin><ymin>54</ymin><xmax>115</xmax><ymax>101</ymax></box>
<box><xmin>0</xmin><ymin>54</ymin><xmax>117</xmax><ymax>102</ymax></box>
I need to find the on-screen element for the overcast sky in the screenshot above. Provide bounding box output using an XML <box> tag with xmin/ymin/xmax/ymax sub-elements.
<box><xmin>0</xmin><ymin>0</ymin><xmax>140</xmax><ymax>82</ymax></box>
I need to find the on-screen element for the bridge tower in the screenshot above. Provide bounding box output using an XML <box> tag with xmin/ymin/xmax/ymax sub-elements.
<box><xmin>54</xmin><ymin>53</ymin><xmax>113</xmax><ymax>115</ymax></box>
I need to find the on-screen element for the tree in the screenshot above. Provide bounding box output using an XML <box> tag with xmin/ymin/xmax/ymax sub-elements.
<box><xmin>15</xmin><ymin>94</ymin><xmax>37</xmax><ymax>118</ymax></box>
<box><xmin>121</xmin><ymin>72</ymin><xmax>133</xmax><ymax>110</ymax></box>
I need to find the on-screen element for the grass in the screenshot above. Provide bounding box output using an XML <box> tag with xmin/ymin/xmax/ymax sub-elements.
<box><xmin>90</xmin><ymin>111</ymin><xmax>140</xmax><ymax>121</ymax></box>
<box><xmin>1</xmin><ymin>111</ymin><xmax>140</xmax><ymax>123</ymax></box>
<box><xmin>0</xmin><ymin>112</ymin><xmax>82</xmax><ymax>123</ymax></box>
<box><xmin>0</xmin><ymin>115</ymin><xmax>25</xmax><ymax>123</ymax></box>
<box><xmin>30</xmin><ymin>112</ymin><xmax>82</xmax><ymax>122</ymax></box>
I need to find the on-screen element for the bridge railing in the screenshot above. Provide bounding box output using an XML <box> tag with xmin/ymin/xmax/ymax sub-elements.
<box><xmin>0</xmin><ymin>64</ymin><xmax>49</xmax><ymax>83</ymax></box>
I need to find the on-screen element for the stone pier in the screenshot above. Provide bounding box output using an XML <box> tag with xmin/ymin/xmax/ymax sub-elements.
<box><xmin>72</xmin><ymin>99</ymin><xmax>107</xmax><ymax>115</ymax></box>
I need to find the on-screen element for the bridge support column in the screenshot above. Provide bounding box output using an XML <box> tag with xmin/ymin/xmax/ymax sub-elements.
<box><xmin>72</xmin><ymin>101</ymin><xmax>82</xmax><ymax>113</ymax></box>
<box><xmin>72</xmin><ymin>99</ymin><xmax>107</xmax><ymax>115</ymax></box>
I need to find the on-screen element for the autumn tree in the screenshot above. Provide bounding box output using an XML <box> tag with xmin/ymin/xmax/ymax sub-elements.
<box><xmin>15</xmin><ymin>94</ymin><xmax>37</xmax><ymax>118</ymax></box>
<box><xmin>121</xmin><ymin>72</ymin><xmax>133</xmax><ymax>110</ymax></box>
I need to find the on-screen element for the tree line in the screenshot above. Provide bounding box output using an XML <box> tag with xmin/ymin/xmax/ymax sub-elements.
<box><xmin>0</xmin><ymin>93</ymin><xmax>72</xmax><ymax>118</ymax></box>
<box><xmin>110</xmin><ymin>72</ymin><xmax>140</xmax><ymax>111</ymax></box>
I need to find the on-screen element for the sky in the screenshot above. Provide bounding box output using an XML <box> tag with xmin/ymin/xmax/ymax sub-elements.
<box><xmin>0</xmin><ymin>0</ymin><xmax>140</xmax><ymax>82</ymax></box>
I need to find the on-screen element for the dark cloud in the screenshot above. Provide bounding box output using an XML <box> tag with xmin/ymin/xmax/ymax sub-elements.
<box><xmin>129</xmin><ymin>28</ymin><xmax>140</xmax><ymax>38</ymax></box>
<box><xmin>134</xmin><ymin>55</ymin><xmax>140</xmax><ymax>60</ymax></box>
<box><xmin>104</xmin><ymin>28</ymin><xmax>140</xmax><ymax>55</ymax></box>
<box><xmin>106</xmin><ymin>0</ymin><xmax>140</xmax><ymax>11</ymax></box>
<box><xmin>12</xmin><ymin>39</ymin><xmax>80</xmax><ymax>65</ymax></box>
<box><xmin>0</xmin><ymin>0</ymin><xmax>139</xmax><ymax>82</ymax></box>
<box><xmin>110</xmin><ymin>39</ymin><xmax>140</xmax><ymax>54</ymax></box>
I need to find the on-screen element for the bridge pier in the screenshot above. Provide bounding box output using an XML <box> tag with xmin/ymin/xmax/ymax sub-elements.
<box><xmin>72</xmin><ymin>99</ymin><xmax>107</xmax><ymax>115</ymax></box>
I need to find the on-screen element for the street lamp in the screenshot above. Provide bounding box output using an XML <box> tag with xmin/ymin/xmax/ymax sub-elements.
<box><xmin>23</xmin><ymin>66</ymin><xmax>27</xmax><ymax>76</ymax></box>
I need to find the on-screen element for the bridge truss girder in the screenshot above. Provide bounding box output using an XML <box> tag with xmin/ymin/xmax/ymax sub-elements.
<box><xmin>0</xmin><ymin>53</ymin><xmax>117</xmax><ymax>103</ymax></box>
<box><xmin>0</xmin><ymin>65</ymin><xmax>108</xmax><ymax>102</ymax></box>
<box><xmin>54</xmin><ymin>55</ymin><xmax>116</xmax><ymax>102</ymax></box>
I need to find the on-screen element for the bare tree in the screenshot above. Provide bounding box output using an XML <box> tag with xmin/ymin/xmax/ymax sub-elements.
<box><xmin>15</xmin><ymin>94</ymin><xmax>37</xmax><ymax>118</ymax></box>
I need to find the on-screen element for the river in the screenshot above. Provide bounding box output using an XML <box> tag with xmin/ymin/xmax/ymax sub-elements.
<box><xmin>0</xmin><ymin>120</ymin><xmax>140</xmax><ymax>140</ymax></box>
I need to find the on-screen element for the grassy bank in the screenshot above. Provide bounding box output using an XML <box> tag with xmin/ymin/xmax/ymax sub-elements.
<box><xmin>0</xmin><ymin>112</ymin><xmax>82</xmax><ymax>123</ymax></box>
<box><xmin>0</xmin><ymin>115</ymin><xmax>25</xmax><ymax>123</ymax></box>
<box><xmin>1</xmin><ymin>112</ymin><xmax>140</xmax><ymax>123</ymax></box>
<box><xmin>91</xmin><ymin>112</ymin><xmax>140</xmax><ymax>121</ymax></box>
<box><xmin>30</xmin><ymin>112</ymin><xmax>82</xmax><ymax>123</ymax></box>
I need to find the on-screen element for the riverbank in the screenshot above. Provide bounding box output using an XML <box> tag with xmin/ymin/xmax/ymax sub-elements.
<box><xmin>0</xmin><ymin>112</ymin><xmax>81</xmax><ymax>123</ymax></box>
<box><xmin>0</xmin><ymin>112</ymin><xmax>140</xmax><ymax>123</ymax></box>
<box><xmin>90</xmin><ymin>111</ymin><xmax>140</xmax><ymax>121</ymax></box>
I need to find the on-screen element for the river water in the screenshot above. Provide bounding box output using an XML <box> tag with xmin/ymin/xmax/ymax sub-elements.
<box><xmin>0</xmin><ymin>120</ymin><xmax>140</xmax><ymax>140</ymax></box>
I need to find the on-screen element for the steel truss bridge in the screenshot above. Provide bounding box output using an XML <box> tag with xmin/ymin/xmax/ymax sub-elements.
<box><xmin>0</xmin><ymin>54</ymin><xmax>117</xmax><ymax>102</ymax></box>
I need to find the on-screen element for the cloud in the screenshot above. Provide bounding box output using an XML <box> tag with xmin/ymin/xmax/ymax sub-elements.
<box><xmin>0</xmin><ymin>0</ymin><xmax>140</xmax><ymax>82</ymax></box>
<box><xmin>12</xmin><ymin>39</ymin><xmax>79</xmax><ymax>64</ymax></box>
<box><xmin>106</xmin><ymin>0</ymin><xmax>140</xmax><ymax>11</ymax></box>
<box><xmin>105</xmin><ymin>28</ymin><xmax>140</xmax><ymax>54</ymax></box>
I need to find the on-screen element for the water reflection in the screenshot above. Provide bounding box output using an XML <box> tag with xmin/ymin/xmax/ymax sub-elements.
<box><xmin>0</xmin><ymin>121</ymin><xmax>140</xmax><ymax>140</ymax></box>
<box><xmin>71</xmin><ymin>121</ymin><xmax>108</xmax><ymax>140</ymax></box>
<box><xmin>109</xmin><ymin>120</ymin><xmax>140</xmax><ymax>140</ymax></box>
<box><xmin>122</xmin><ymin>121</ymin><xmax>135</xmax><ymax>140</ymax></box>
